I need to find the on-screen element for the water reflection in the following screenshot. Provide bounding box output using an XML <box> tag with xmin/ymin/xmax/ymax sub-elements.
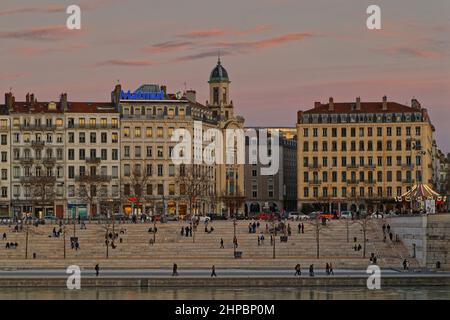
<box><xmin>0</xmin><ymin>287</ymin><xmax>449</xmax><ymax>300</ymax></box>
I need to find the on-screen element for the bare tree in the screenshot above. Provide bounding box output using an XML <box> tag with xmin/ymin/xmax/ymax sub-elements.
<box><xmin>30</xmin><ymin>175</ymin><xmax>56</xmax><ymax>217</ymax></box>
<box><xmin>308</xmin><ymin>216</ymin><xmax>329</xmax><ymax>259</ymax></box>
<box><xmin>353</xmin><ymin>213</ymin><xmax>371</xmax><ymax>258</ymax></box>
<box><xmin>77</xmin><ymin>176</ymin><xmax>109</xmax><ymax>218</ymax></box>
<box><xmin>127</xmin><ymin>162</ymin><xmax>151</xmax><ymax>215</ymax></box>
<box><xmin>176</xmin><ymin>164</ymin><xmax>212</xmax><ymax>217</ymax></box>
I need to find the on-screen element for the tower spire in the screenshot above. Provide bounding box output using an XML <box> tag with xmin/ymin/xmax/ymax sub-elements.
<box><xmin>218</xmin><ymin>50</ymin><xmax>221</xmax><ymax>64</ymax></box>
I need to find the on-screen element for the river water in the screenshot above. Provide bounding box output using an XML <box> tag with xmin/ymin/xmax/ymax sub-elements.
<box><xmin>0</xmin><ymin>287</ymin><xmax>449</xmax><ymax>300</ymax></box>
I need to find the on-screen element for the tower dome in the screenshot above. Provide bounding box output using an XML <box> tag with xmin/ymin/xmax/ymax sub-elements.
<box><xmin>209</xmin><ymin>57</ymin><xmax>230</xmax><ymax>83</ymax></box>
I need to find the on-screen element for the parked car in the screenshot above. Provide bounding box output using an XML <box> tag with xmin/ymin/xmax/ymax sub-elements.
<box><xmin>339</xmin><ymin>211</ymin><xmax>353</xmax><ymax>219</ymax></box>
<box><xmin>0</xmin><ymin>216</ymin><xmax>11</xmax><ymax>225</ymax></box>
<box><xmin>255</xmin><ymin>213</ymin><xmax>270</xmax><ymax>221</ymax></box>
<box><xmin>288</xmin><ymin>211</ymin><xmax>310</xmax><ymax>221</ymax></box>
<box><xmin>207</xmin><ymin>213</ymin><xmax>227</xmax><ymax>220</ymax></box>
<box><xmin>165</xmin><ymin>214</ymin><xmax>178</xmax><ymax>221</ymax></box>
<box><xmin>192</xmin><ymin>215</ymin><xmax>211</xmax><ymax>223</ymax></box>
<box><xmin>308</xmin><ymin>211</ymin><xmax>322</xmax><ymax>219</ymax></box>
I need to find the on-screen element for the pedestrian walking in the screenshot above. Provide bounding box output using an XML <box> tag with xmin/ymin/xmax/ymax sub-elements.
<box><xmin>257</xmin><ymin>236</ymin><xmax>260</xmax><ymax>246</ymax></box>
<box><xmin>172</xmin><ymin>263</ymin><xmax>178</xmax><ymax>276</ymax></box>
<box><xmin>382</xmin><ymin>224</ymin><xmax>386</xmax><ymax>234</ymax></box>
<box><xmin>95</xmin><ymin>264</ymin><xmax>99</xmax><ymax>277</ymax></box>
<box><xmin>2</xmin><ymin>233</ymin><xmax>6</xmax><ymax>240</ymax></box>
<box><xmin>329</xmin><ymin>262</ymin><xmax>334</xmax><ymax>275</ymax></box>
<box><xmin>295</xmin><ymin>264</ymin><xmax>301</xmax><ymax>276</ymax></box>
<box><xmin>403</xmin><ymin>259</ymin><xmax>408</xmax><ymax>271</ymax></box>
<box><xmin>181</xmin><ymin>227</ymin><xmax>184</xmax><ymax>236</ymax></box>
<box><xmin>325</xmin><ymin>263</ymin><xmax>330</xmax><ymax>275</ymax></box>
<box><xmin>389</xmin><ymin>232</ymin><xmax>393</xmax><ymax>242</ymax></box>
<box><xmin>298</xmin><ymin>223</ymin><xmax>301</xmax><ymax>234</ymax></box>
<box><xmin>211</xmin><ymin>265</ymin><xmax>217</xmax><ymax>277</ymax></box>
<box><xmin>220</xmin><ymin>238</ymin><xmax>224</xmax><ymax>248</ymax></box>
<box><xmin>309</xmin><ymin>264</ymin><xmax>314</xmax><ymax>277</ymax></box>
<box><xmin>301</xmin><ymin>223</ymin><xmax>304</xmax><ymax>234</ymax></box>
<box><xmin>387</xmin><ymin>224</ymin><xmax>391</xmax><ymax>233</ymax></box>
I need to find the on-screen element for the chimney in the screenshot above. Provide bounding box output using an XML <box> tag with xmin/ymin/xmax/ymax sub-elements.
<box><xmin>356</xmin><ymin>97</ymin><xmax>361</xmax><ymax>110</ymax></box>
<box><xmin>328</xmin><ymin>97</ymin><xmax>334</xmax><ymax>111</ymax></box>
<box><xmin>60</xmin><ymin>93</ymin><xmax>68</xmax><ymax>110</ymax></box>
<box><xmin>186</xmin><ymin>90</ymin><xmax>196</xmax><ymax>102</ymax></box>
<box><xmin>26</xmin><ymin>93</ymin><xmax>30</xmax><ymax>103</ymax></box>
<box><xmin>411</xmin><ymin>98</ymin><xmax>421</xmax><ymax>110</ymax></box>
<box><xmin>382</xmin><ymin>95</ymin><xmax>388</xmax><ymax>111</ymax></box>
<box><xmin>314</xmin><ymin>101</ymin><xmax>321</xmax><ymax>109</ymax></box>
<box><xmin>30</xmin><ymin>93</ymin><xmax>35</xmax><ymax>104</ymax></box>
<box><xmin>297</xmin><ymin>111</ymin><xmax>304</xmax><ymax>124</ymax></box>
<box><xmin>5</xmin><ymin>92</ymin><xmax>14</xmax><ymax>109</ymax></box>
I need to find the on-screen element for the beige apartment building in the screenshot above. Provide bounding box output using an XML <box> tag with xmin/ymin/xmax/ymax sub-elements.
<box><xmin>65</xmin><ymin>99</ymin><xmax>121</xmax><ymax>218</ymax></box>
<box><xmin>297</xmin><ymin>96</ymin><xmax>436</xmax><ymax>213</ymax></box>
<box><xmin>0</xmin><ymin>111</ymin><xmax>10</xmax><ymax>215</ymax></box>
<box><xmin>7</xmin><ymin>93</ymin><xmax>66</xmax><ymax>218</ymax></box>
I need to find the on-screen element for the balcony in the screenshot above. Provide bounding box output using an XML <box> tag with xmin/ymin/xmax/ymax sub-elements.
<box><xmin>19</xmin><ymin>125</ymin><xmax>57</xmax><ymax>131</ymax></box>
<box><xmin>363</xmin><ymin>165</ymin><xmax>376</xmax><ymax>170</ymax></box>
<box><xmin>346</xmin><ymin>164</ymin><xmax>359</xmax><ymax>169</ymax></box>
<box><xmin>308</xmin><ymin>180</ymin><xmax>322</xmax><ymax>186</ymax></box>
<box><xmin>31</xmin><ymin>141</ymin><xmax>45</xmax><ymax>148</ymax></box>
<box><xmin>401</xmin><ymin>164</ymin><xmax>414</xmax><ymax>170</ymax></box>
<box><xmin>308</xmin><ymin>165</ymin><xmax>322</xmax><ymax>170</ymax></box>
<box><xmin>86</xmin><ymin>157</ymin><xmax>101</xmax><ymax>164</ymax></box>
<box><xmin>19</xmin><ymin>158</ymin><xmax>34</xmax><ymax>165</ymax></box>
<box><xmin>43</xmin><ymin>157</ymin><xmax>57</xmax><ymax>165</ymax></box>
<box><xmin>75</xmin><ymin>175</ymin><xmax>112</xmax><ymax>182</ymax></box>
<box><xmin>347</xmin><ymin>180</ymin><xmax>359</xmax><ymax>185</ymax></box>
<box><xmin>363</xmin><ymin>180</ymin><xmax>376</xmax><ymax>185</ymax></box>
<box><xmin>20</xmin><ymin>176</ymin><xmax>56</xmax><ymax>184</ymax></box>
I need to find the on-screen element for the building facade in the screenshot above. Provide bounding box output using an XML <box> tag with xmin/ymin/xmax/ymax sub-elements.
<box><xmin>0</xmin><ymin>59</ymin><xmax>245</xmax><ymax>218</ymax></box>
<box><xmin>297</xmin><ymin>97</ymin><xmax>436</xmax><ymax>213</ymax></box>
<box><xmin>244</xmin><ymin>128</ymin><xmax>297</xmax><ymax>215</ymax></box>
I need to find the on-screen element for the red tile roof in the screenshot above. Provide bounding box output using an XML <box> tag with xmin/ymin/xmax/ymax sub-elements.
<box><xmin>9</xmin><ymin>102</ymin><xmax>118</xmax><ymax>113</ymax></box>
<box><xmin>303</xmin><ymin>102</ymin><xmax>416</xmax><ymax>114</ymax></box>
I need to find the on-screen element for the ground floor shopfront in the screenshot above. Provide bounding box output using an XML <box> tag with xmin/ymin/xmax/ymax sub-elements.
<box><xmin>297</xmin><ymin>198</ymin><xmax>405</xmax><ymax>214</ymax></box>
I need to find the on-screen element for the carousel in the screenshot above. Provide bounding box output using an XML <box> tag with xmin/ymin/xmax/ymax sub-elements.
<box><xmin>394</xmin><ymin>184</ymin><xmax>447</xmax><ymax>214</ymax></box>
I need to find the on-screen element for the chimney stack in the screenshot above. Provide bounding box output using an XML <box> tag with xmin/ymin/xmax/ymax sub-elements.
<box><xmin>411</xmin><ymin>98</ymin><xmax>421</xmax><ymax>109</ymax></box>
<box><xmin>382</xmin><ymin>95</ymin><xmax>388</xmax><ymax>111</ymax></box>
<box><xmin>5</xmin><ymin>92</ymin><xmax>15</xmax><ymax>109</ymax></box>
<box><xmin>186</xmin><ymin>90</ymin><xmax>196</xmax><ymax>102</ymax></box>
<box><xmin>314</xmin><ymin>101</ymin><xmax>321</xmax><ymax>109</ymax></box>
<box><xmin>356</xmin><ymin>97</ymin><xmax>361</xmax><ymax>110</ymax></box>
<box><xmin>60</xmin><ymin>93</ymin><xmax>68</xmax><ymax>110</ymax></box>
<box><xmin>328</xmin><ymin>97</ymin><xmax>334</xmax><ymax>111</ymax></box>
<box><xmin>26</xmin><ymin>93</ymin><xmax>30</xmax><ymax>103</ymax></box>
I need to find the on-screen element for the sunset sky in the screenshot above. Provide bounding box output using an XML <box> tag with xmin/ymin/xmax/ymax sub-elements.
<box><xmin>1</xmin><ymin>0</ymin><xmax>449</xmax><ymax>151</ymax></box>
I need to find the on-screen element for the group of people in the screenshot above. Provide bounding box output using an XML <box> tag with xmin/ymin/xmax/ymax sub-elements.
<box><xmin>5</xmin><ymin>242</ymin><xmax>18</xmax><ymax>249</ymax></box>
<box><xmin>382</xmin><ymin>223</ymin><xmax>399</xmax><ymax>243</ymax></box>
<box><xmin>294</xmin><ymin>263</ymin><xmax>334</xmax><ymax>276</ymax></box>
<box><xmin>181</xmin><ymin>225</ymin><xmax>193</xmax><ymax>237</ymax></box>
<box><xmin>353</xmin><ymin>237</ymin><xmax>363</xmax><ymax>252</ymax></box>
<box><xmin>70</xmin><ymin>238</ymin><xmax>80</xmax><ymax>250</ymax></box>
<box><xmin>51</xmin><ymin>227</ymin><xmax>63</xmax><ymax>238</ymax></box>
<box><xmin>297</xmin><ymin>223</ymin><xmax>305</xmax><ymax>234</ymax></box>
<box><xmin>248</xmin><ymin>221</ymin><xmax>260</xmax><ymax>234</ymax></box>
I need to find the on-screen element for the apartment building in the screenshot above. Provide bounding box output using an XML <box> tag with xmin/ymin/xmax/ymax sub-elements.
<box><xmin>297</xmin><ymin>96</ymin><xmax>435</xmax><ymax>213</ymax></box>
<box><xmin>0</xmin><ymin>110</ymin><xmax>10</xmax><ymax>215</ymax></box>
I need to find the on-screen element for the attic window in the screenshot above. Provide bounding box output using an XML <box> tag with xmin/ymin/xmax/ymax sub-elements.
<box><xmin>48</xmin><ymin>102</ymin><xmax>57</xmax><ymax>110</ymax></box>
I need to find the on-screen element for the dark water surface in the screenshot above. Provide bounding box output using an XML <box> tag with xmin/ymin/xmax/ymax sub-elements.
<box><xmin>0</xmin><ymin>286</ymin><xmax>449</xmax><ymax>300</ymax></box>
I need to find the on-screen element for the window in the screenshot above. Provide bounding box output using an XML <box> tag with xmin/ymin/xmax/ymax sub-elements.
<box><xmin>415</xmin><ymin>126</ymin><xmax>421</xmax><ymax>136</ymax></box>
<box><xmin>68</xmin><ymin>132</ymin><xmax>74</xmax><ymax>143</ymax></box>
<box><xmin>124</xmin><ymin>164</ymin><xmax>130</xmax><ymax>177</ymax></box>
<box><xmin>100</xmin><ymin>118</ymin><xmax>107</xmax><ymax>128</ymax></box>
<box><xmin>101</xmin><ymin>149</ymin><xmax>107</xmax><ymax>160</ymax></box>
<box><xmin>68</xmin><ymin>149</ymin><xmax>75</xmax><ymax>161</ymax></box>
<box><xmin>157</xmin><ymin>127</ymin><xmax>163</xmax><ymax>138</ymax></box>
<box><xmin>124</xmin><ymin>146</ymin><xmax>130</xmax><ymax>158</ymax></box>
<box><xmin>101</xmin><ymin>132</ymin><xmax>107</xmax><ymax>143</ymax></box>
<box><xmin>135</xmin><ymin>127</ymin><xmax>141</xmax><ymax>138</ymax></box>
<box><xmin>68</xmin><ymin>166</ymin><xmax>75</xmax><ymax>179</ymax></box>
<box><xmin>89</xmin><ymin>118</ymin><xmax>96</xmax><ymax>127</ymax></box>
<box><xmin>158</xmin><ymin>164</ymin><xmax>163</xmax><ymax>176</ymax></box>
<box><xmin>112</xmin><ymin>133</ymin><xmax>118</xmax><ymax>143</ymax></box>
<box><xmin>79</xmin><ymin>132</ymin><xmax>85</xmax><ymax>143</ymax></box>
<box><xmin>90</xmin><ymin>132</ymin><xmax>96</xmax><ymax>143</ymax></box>
<box><xmin>0</xmin><ymin>135</ymin><xmax>6</xmax><ymax>145</ymax></box>
<box><xmin>123</xmin><ymin>127</ymin><xmax>130</xmax><ymax>137</ymax></box>
<box><xmin>147</xmin><ymin>146</ymin><xmax>152</xmax><ymax>158</ymax></box>
<box><xmin>135</xmin><ymin>146</ymin><xmax>141</xmax><ymax>158</ymax></box>
<box><xmin>112</xmin><ymin>149</ymin><xmax>118</xmax><ymax>160</ymax></box>
<box><xmin>79</xmin><ymin>149</ymin><xmax>85</xmax><ymax>160</ymax></box>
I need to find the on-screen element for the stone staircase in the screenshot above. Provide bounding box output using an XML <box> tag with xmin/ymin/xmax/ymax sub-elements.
<box><xmin>0</xmin><ymin>219</ymin><xmax>414</xmax><ymax>270</ymax></box>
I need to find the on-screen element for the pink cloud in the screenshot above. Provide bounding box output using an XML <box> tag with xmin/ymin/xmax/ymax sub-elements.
<box><xmin>177</xmin><ymin>25</ymin><xmax>272</xmax><ymax>39</ymax></box>
<box><xmin>0</xmin><ymin>25</ymin><xmax>82</xmax><ymax>41</ymax></box>
<box><xmin>96</xmin><ymin>59</ymin><xmax>159</xmax><ymax>67</ymax></box>
<box><xmin>10</xmin><ymin>44</ymin><xmax>88</xmax><ymax>57</ymax></box>
<box><xmin>141</xmin><ymin>41</ymin><xmax>194</xmax><ymax>54</ymax></box>
<box><xmin>214</xmin><ymin>32</ymin><xmax>313</xmax><ymax>52</ymax></box>
<box><xmin>0</xmin><ymin>5</ymin><xmax>65</xmax><ymax>16</ymax></box>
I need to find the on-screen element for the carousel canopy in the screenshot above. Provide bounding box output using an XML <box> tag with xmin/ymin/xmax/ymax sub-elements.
<box><xmin>395</xmin><ymin>184</ymin><xmax>446</xmax><ymax>203</ymax></box>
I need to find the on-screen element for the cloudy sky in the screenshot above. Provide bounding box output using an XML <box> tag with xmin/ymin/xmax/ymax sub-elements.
<box><xmin>1</xmin><ymin>0</ymin><xmax>449</xmax><ymax>151</ymax></box>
